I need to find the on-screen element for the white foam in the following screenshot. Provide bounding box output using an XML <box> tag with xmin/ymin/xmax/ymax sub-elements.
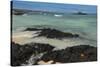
<box><xmin>12</xmin><ymin>31</ymin><xmax>39</xmax><ymax>44</ymax></box>
<box><xmin>54</xmin><ymin>14</ymin><xmax>63</xmax><ymax>17</ymax></box>
<box><xmin>12</xmin><ymin>31</ymin><xmax>96</xmax><ymax>49</ymax></box>
<box><xmin>25</xmin><ymin>37</ymin><xmax>91</xmax><ymax>49</ymax></box>
<box><xmin>22</xmin><ymin>53</ymin><xmax>44</xmax><ymax>65</ymax></box>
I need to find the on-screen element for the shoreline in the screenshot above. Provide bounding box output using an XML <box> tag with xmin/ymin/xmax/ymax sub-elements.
<box><xmin>11</xmin><ymin>42</ymin><xmax>97</xmax><ymax>66</ymax></box>
<box><xmin>12</xmin><ymin>28</ymin><xmax>97</xmax><ymax>48</ymax></box>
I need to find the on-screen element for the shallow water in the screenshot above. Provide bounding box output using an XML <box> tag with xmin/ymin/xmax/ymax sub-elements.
<box><xmin>12</xmin><ymin>13</ymin><xmax>97</xmax><ymax>48</ymax></box>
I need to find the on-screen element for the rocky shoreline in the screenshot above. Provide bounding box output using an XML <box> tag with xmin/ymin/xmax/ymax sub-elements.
<box><xmin>24</xmin><ymin>28</ymin><xmax>79</xmax><ymax>39</ymax></box>
<box><xmin>41</xmin><ymin>45</ymin><xmax>97</xmax><ymax>63</ymax></box>
<box><xmin>11</xmin><ymin>42</ymin><xmax>55</xmax><ymax>66</ymax></box>
<box><xmin>11</xmin><ymin>28</ymin><xmax>97</xmax><ymax>66</ymax></box>
<box><xmin>11</xmin><ymin>42</ymin><xmax>97</xmax><ymax>66</ymax></box>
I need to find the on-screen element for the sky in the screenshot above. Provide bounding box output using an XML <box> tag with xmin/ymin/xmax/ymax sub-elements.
<box><xmin>12</xmin><ymin>1</ymin><xmax>97</xmax><ymax>14</ymax></box>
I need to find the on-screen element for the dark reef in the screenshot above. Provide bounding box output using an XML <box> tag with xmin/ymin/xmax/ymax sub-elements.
<box><xmin>11</xmin><ymin>42</ymin><xmax>54</xmax><ymax>66</ymax></box>
<box><xmin>41</xmin><ymin>45</ymin><xmax>97</xmax><ymax>63</ymax></box>
<box><xmin>25</xmin><ymin>28</ymin><xmax>79</xmax><ymax>39</ymax></box>
<box><xmin>24</xmin><ymin>28</ymin><xmax>42</xmax><ymax>31</ymax></box>
<box><xmin>11</xmin><ymin>42</ymin><xmax>97</xmax><ymax>66</ymax></box>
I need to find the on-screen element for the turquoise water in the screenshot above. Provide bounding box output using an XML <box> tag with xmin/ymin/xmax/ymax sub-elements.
<box><xmin>12</xmin><ymin>14</ymin><xmax>97</xmax><ymax>45</ymax></box>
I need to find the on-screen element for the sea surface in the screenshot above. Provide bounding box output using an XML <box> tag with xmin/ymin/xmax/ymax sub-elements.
<box><xmin>12</xmin><ymin>13</ymin><xmax>97</xmax><ymax>48</ymax></box>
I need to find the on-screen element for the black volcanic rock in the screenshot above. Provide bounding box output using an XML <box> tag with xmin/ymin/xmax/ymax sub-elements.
<box><xmin>11</xmin><ymin>41</ymin><xmax>97</xmax><ymax>66</ymax></box>
<box><xmin>11</xmin><ymin>42</ymin><xmax>34</xmax><ymax>66</ymax></box>
<box><xmin>11</xmin><ymin>42</ymin><xmax>21</xmax><ymax>66</ymax></box>
<box><xmin>40</xmin><ymin>45</ymin><xmax>97</xmax><ymax>63</ymax></box>
<box><xmin>32</xmin><ymin>43</ymin><xmax>55</xmax><ymax>53</ymax></box>
<box><xmin>24</xmin><ymin>28</ymin><xmax>79</xmax><ymax>39</ymax></box>
<box><xmin>11</xmin><ymin>42</ymin><xmax>54</xmax><ymax>66</ymax></box>
<box><xmin>37</xmin><ymin>28</ymin><xmax>79</xmax><ymax>39</ymax></box>
<box><xmin>24</xmin><ymin>28</ymin><xmax>42</xmax><ymax>31</ymax></box>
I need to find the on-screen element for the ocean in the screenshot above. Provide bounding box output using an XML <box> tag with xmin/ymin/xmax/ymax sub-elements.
<box><xmin>12</xmin><ymin>13</ymin><xmax>97</xmax><ymax>49</ymax></box>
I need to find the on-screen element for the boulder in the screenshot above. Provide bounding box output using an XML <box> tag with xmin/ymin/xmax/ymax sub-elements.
<box><xmin>11</xmin><ymin>42</ymin><xmax>55</xmax><ymax>66</ymax></box>
<box><xmin>40</xmin><ymin>45</ymin><xmax>97</xmax><ymax>63</ymax></box>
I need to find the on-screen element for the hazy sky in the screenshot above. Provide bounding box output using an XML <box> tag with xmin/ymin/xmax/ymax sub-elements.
<box><xmin>12</xmin><ymin>1</ymin><xmax>97</xmax><ymax>14</ymax></box>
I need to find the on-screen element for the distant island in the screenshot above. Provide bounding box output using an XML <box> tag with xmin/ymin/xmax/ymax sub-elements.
<box><xmin>73</xmin><ymin>11</ymin><xmax>87</xmax><ymax>15</ymax></box>
<box><xmin>12</xmin><ymin>9</ymin><xmax>64</xmax><ymax>15</ymax></box>
<box><xmin>12</xmin><ymin>9</ymin><xmax>88</xmax><ymax>15</ymax></box>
